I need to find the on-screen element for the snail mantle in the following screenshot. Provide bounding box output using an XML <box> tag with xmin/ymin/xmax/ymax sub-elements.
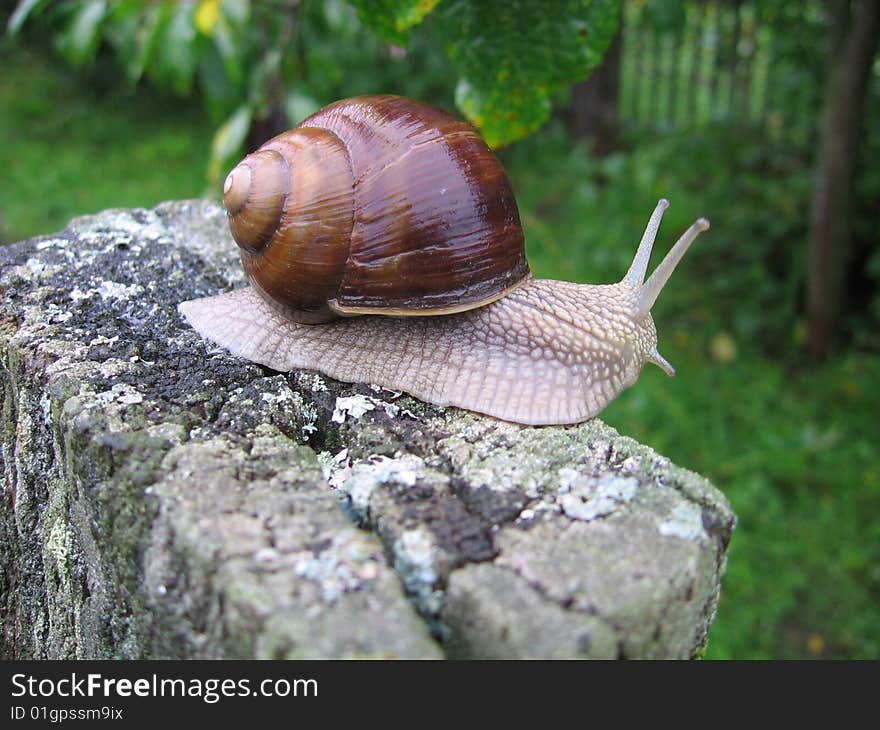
<box><xmin>0</xmin><ymin>200</ymin><xmax>735</xmax><ymax>659</ymax></box>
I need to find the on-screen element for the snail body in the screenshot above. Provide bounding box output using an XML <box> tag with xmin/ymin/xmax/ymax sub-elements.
<box><xmin>179</xmin><ymin>95</ymin><xmax>709</xmax><ymax>426</ymax></box>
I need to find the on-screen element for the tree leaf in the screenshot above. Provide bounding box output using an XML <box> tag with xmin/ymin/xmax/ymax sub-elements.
<box><xmin>436</xmin><ymin>0</ymin><xmax>621</xmax><ymax>147</ymax></box>
<box><xmin>102</xmin><ymin>3</ymin><xmax>140</xmax><ymax>81</ymax></box>
<box><xmin>209</xmin><ymin>11</ymin><xmax>244</xmax><ymax>95</ymax></box>
<box><xmin>285</xmin><ymin>90</ymin><xmax>322</xmax><ymax>125</ymax></box>
<box><xmin>154</xmin><ymin>0</ymin><xmax>198</xmax><ymax>95</ymax></box>
<box><xmin>195</xmin><ymin>0</ymin><xmax>222</xmax><ymax>36</ymax></box>
<box><xmin>199</xmin><ymin>47</ymin><xmax>239</xmax><ymax>122</ymax></box>
<box><xmin>7</xmin><ymin>0</ymin><xmax>51</xmax><ymax>36</ymax></box>
<box><xmin>221</xmin><ymin>0</ymin><xmax>250</xmax><ymax>26</ymax></box>
<box><xmin>348</xmin><ymin>0</ymin><xmax>441</xmax><ymax>44</ymax></box>
<box><xmin>104</xmin><ymin>0</ymin><xmax>162</xmax><ymax>83</ymax></box>
<box><xmin>208</xmin><ymin>104</ymin><xmax>252</xmax><ymax>182</ymax></box>
<box><xmin>56</xmin><ymin>0</ymin><xmax>108</xmax><ymax>67</ymax></box>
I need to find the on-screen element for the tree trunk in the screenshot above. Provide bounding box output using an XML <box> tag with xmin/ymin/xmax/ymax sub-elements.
<box><xmin>571</xmin><ymin>21</ymin><xmax>623</xmax><ymax>156</ymax></box>
<box><xmin>244</xmin><ymin>1</ymin><xmax>297</xmax><ymax>152</ymax></box>
<box><xmin>244</xmin><ymin>99</ymin><xmax>288</xmax><ymax>153</ymax></box>
<box><xmin>807</xmin><ymin>0</ymin><xmax>880</xmax><ymax>359</ymax></box>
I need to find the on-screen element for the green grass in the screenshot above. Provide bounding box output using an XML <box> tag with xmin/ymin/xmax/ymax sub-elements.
<box><xmin>3</xmin><ymin>45</ymin><xmax>878</xmax><ymax>659</ymax></box>
<box><xmin>0</xmin><ymin>45</ymin><xmax>214</xmax><ymax>243</ymax></box>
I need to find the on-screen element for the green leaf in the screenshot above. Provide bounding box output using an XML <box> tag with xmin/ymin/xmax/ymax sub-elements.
<box><xmin>104</xmin><ymin>0</ymin><xmax>163</xmax><ymax>83</ymax></box>
<box><xmin>221</xmin><ymin>0</ymin><xmax>250</xmax><ymax>26</ymax></box>
<box><xmin>7</xmin><ymin>0</ymin><xmax>51</xmax><ymax>36</ymax></box>
<box><xmin>348</xmin><ymin>0</ymin><xmax>441</xmax><ymax>44</ymax></box>
<box><xmin>285</xmin><ymin>90</ymin><xmax>321</xmax><ymax>125</ymax></box>
<box><xmin>194</xmin><ymin>0</ymin><xmax>221</xmax><ymax>36</ymax></box>
<box><xmin>154</xmin><ymin>0</ymin><xmax>198</xmax><ymax>95</ymax></box>
<box><xmin>56</xmin><ymin>0</ymin><xmax>108</xmax><ymax>67</ymax></box>
<box><xmin>208</xmin><ymin>104</ymin><xmax>252</xmax><ymax>182</ymax></box>
<box><xmin>436</xmin><ymin>0</ymin><xmax>621</xmax><ymax>147</ymax></box>
<box><xmin>246</xmin><ymin>47</ymin><xmax>283</xmax><ymax>112</ymax></box>
<box><xmin>216</xmin><ymin>0</ymin><xmax>255</xmax><ymax>94</ymax></box>
<box><xmin>199</xmin><ymin>47</ymin><xmax>239</xmax><ymax>122</ymax></box>
<box><xmin>207</xmin><ymin>5</ymin><xmax>245</xmax><ymax>93</ymax></box>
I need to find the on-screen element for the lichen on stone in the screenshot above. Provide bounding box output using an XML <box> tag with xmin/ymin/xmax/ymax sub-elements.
<box><xmin>0</xmin><ymin>200</ymin><xmax>735</xmax><ymax>660</ymax></box>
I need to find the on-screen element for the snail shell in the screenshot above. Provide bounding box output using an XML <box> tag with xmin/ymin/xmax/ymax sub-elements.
<box><xmin>223</xmin><ymin>95</ymin><xmax>530</xmax><ymax>323</ymax></box>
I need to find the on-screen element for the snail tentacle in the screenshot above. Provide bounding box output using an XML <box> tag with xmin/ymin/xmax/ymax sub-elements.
<box><xmin>623</xmin><ymin>198</ymin><xmax>670</xmax><ymax>287</ymax></box>
<box><xmin>637</xmin><ymin>216</ymin><xmax>710</xmax><ymax>318</ymax></box>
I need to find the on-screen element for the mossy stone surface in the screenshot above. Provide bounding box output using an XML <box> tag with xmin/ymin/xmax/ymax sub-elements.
<box><xmin>0</xmin><ymin>201</ymin><xmax>735</xmax><ymax>658</ymax></box>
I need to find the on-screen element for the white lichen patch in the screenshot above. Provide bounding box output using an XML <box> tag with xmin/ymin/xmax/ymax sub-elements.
<box><xmin>36</xmin><ymin>238</ymin><xmax>69</xmax><ymax>250</ymax></box>
<box><xmin>293</xmin><ymin>534</ymin><xmax>381</xmax><ymax>604</ymax></box>
<box><xmin>294</xmin><ymin>372</ymin><xmax>327</xmax><ymax>392</ymax></box>
<box><xmin>46</xmin><ymin>305</ymin><xmax>74</xmax><ymax>324</ymax></box>
<box><xmin>66</xmin><ymin>281</ymin><xmax>144</xmax><ymax>305</ymax></box>
<box><xmin>145</xmin><ymin>422</ymin><xmax>188</xmax><ymax>445</ymax></box>
<box><xmin>45</xmin><ymin>516</ymin><xmax>75</xmax><ymax>591</ymax></box>
<box><xmin>96</xmin><ymin>280</ymin><xmax>145</xmax><ymax>301</ymax></box>
<box><xmin>342</xmin><ymin>454</ymin><xmax>424</xmax><ymax>519</ymax></box>
<box><xmin>393</xmin><ymin>527</ymin><xmax>443</xmax><ymax>615</ymax></box>
<box><xmin>331</xmin><ymin>393</ymin><xmax>404</xmax><ymax>423</ymax></box>
<box><xmin>98</xmin><ymin>358</ymin><xmax>140</xmax><ymax>380</ymax></box>
<box><xmin>289</xmin><ymin>392</ymin><xmax>318</xmax><ymax>440</ymax></box>
<box><xmin>658</xmin><ymin>501</ymin><xmax>708</xmax><ymax>542</ymax></box>
<box><xmin>318</xmin><ymin>448</ymin><xmax>351</xmax><ymax>491</ymax></box>
<box><xmin>37</xmin><ymin>344</ymin><xmax>94</xmax><ymax>385</ymax></box>
<box><xmin>253</xmin><ymin>547</ymin><xmax>280</xmax><ymax>563</ymax></box>
<box><xmin>457</xmin><ymin>452</ymin><xmax>545</xmax><ymax>497</ymax></box>
<box><xmin>379</xmin><ymin>400</ymin><xmax>400</xmax><ymax>418</ymax></box>
<box><xmin>260</xmin><ymin>387</ymin><xmax>296</xmax><ymax>406</ymax></box>
<box><xmin>94</xmin><ymin>383</ymin><xmax>144</xmax><ymax>407</ymax></box>
<box><xmin>331</xmin><ymin>394</ymin><xmax>377</xmax><ymax>423</ymax></box>
<box><xmin>39</xmin><ymin>392</ymin><xmax>52</xmax><ymax>426</ymax></box>
<box><xmin>68</xmin><ymin>286</ymin><xmax>92</xmax><ymax>302</ymax></box>
<box><xmin>134</xmin><ymin>220</ymin><xmax>169</xmax><ymax>242</ymax></box>
<box><xmin>25</xmin><ymin>258</ymin><xmax>48</xmax><ymax>277</ymax></box>
<box><xmin>433</xmin><ymin>418</ymin><xmax>583</xmax><ymax>499</ymax></box>
<box><xmin>557</xmin><ymin>469</ymin><xmax>640</xmax><ymax>522</ymax></box>
<box><xmin>73</xmin><ymin>208</ymin><xmax>166</xmax><ymax>240</ymax></box>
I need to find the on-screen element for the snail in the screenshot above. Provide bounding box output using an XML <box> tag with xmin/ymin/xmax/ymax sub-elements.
<box><xmin>179</xmin><ymin>95</ymin><xmax>709</xmax><ymax>426</ymax></box>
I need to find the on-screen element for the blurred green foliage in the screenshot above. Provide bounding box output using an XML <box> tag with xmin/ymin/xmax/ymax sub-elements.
<box><xmin>8</xmin><ymin>0</ymin><xmax>620</xmax><ymax>157</ymax></box>
<box><xmin>2</xmin><ymin>0</ymin><xmax>879</xmax><ymax>658</ymax></box>
<box><xmin>0</xmin><ymin>45</ymin><xmax>211</xmax><ymax>243</ymax></box>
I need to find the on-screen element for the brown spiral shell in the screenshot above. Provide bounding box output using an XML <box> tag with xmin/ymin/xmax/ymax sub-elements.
<box><xmin>222</xmin><ymin>95</ymin><xmax>530</xmax><ymax>323</ymax></box>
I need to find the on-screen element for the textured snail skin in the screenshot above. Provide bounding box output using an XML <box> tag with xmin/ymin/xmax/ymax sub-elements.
<box><xmin>182</xmin><ymin>280</ymin><xmax>650</xmax><ymax>425</ymax></box>
<box><xmin>179</xmin><ymin>200</ymin><xmax>709</xmax><ymax>426</ymax></box>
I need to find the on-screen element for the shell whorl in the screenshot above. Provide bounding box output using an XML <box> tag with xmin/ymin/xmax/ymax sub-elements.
<box><xmin>225</xmin><ymin>127</ymin><xmax>356</xmax><ymax>323</ymax></box>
